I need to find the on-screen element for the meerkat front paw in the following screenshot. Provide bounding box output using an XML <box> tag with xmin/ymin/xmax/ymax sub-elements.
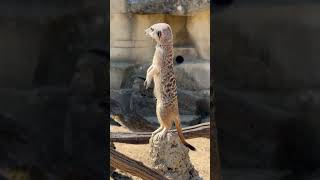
<box><xmin>144</xmin><ymin>80</ymin><xmax>151</xmax><ymax>89</ymax></box>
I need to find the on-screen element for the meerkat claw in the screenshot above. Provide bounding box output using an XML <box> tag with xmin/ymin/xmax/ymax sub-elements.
<box><xmin>155</xmin><ymin>134</ymin><xmax>162</xmax><ymax>141</ymax></box>
<box><xmin>158</xmin><ymin>131</ymin><xmax>167</xmax><ymax>140</ymax></box>
<box><xmin>144</xmin><ymin>80</ymin><xmax>149</xmax><ymax>89</ymax></box>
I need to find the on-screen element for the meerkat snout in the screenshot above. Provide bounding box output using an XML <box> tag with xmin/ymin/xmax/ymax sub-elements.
<box><xmin>144</xmin><ymin>28</ymin><xmax>151</xmax><ymax>35</ymax></box>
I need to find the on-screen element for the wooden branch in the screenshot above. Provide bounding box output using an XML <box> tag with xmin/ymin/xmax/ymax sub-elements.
<box><xmin>111</xmin><ymin>122</ymin><xmax>210</xmax><ymax>144</ymax></box>
<box><xmin>110</xmin><ymin>148</ymin><xmax>168</xmax><ymax>180</ymax></box>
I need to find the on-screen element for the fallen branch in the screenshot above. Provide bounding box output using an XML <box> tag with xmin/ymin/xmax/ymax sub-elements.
<box><xmin>111</xmin><ymin>122</ymin><xmax>210</xmax><ymax>144</ymax></box>
<box><xmin>110</xmin><ymin>148</ymin><xmax>168</xmax><ymax>180</ymax></box>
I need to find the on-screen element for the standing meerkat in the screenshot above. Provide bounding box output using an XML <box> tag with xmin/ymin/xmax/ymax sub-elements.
<box><xmin>144</xmin><ymin>23</ymin><xmax>196</xmax><ymax>151</ymax></box>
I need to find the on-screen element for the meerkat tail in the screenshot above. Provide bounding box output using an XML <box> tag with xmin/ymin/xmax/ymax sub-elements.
<box><xmin>174</xmin><ymin>116</ymin><xmax>196</xmax><ymax>151</ymax></box>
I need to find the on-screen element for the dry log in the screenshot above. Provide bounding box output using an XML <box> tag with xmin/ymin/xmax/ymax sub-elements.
<box><xmin>110</xmin><ymin>148</ymin><xmax>168</xmax><ymax>180</ymax></box>
<box><xmin>110</xmin><ymin>122</ymin><xmax>210</xmax><ymax>144</ymax></box>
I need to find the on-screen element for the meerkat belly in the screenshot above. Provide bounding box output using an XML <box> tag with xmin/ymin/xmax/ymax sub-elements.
<box><xmin>153</xmin><ymin>74</ymin><xmax>162</xmax><ymax>102</ymax></box>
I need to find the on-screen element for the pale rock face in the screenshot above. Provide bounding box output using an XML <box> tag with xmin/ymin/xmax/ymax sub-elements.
<box><xmin>149</xmin><ymin>132</ymin><xmax>202</xmax><ymax>180</ymax></box>
<box><xmin>127</xmin><ymin>0</ymin><xmax>210</xmax><ymax>15</ymax></box>
<box><xmin>110</xmin><ymin>0</ymin><xmax>210</xmax><ymax>89</ymax></box>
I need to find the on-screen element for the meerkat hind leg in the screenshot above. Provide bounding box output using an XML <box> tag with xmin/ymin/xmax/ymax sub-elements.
<box><xmin>157</xmin><ymin>116</ymin><xmax>173</xmax><ymax>140</ymax></box>
<box><xmin>153</xmin><ymin>103</ymin><xmax>165</xmax><ymax>137</ymax></box>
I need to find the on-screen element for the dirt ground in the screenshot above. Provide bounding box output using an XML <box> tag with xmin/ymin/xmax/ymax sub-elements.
<box><xmin>110</xmin><ymin>125</ymin><xmax>210</xmax><ymax>180</ymax></box>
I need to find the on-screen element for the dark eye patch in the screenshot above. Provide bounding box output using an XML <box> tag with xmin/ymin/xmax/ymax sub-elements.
<box><xmin>150</xmin><ymin>28</ymin><xmax>154</xmax><ymax>31</ymax></box>
<box><xmin>157</xmin><ymin>31</ymin><xmax>162</xmax><ymax>38</ymax></box>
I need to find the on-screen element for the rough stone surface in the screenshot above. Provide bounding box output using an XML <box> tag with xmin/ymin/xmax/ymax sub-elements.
<box><xmin>111</xmin><ymin>88</ymin><xmax>209</xmax><ymax>117</ymax></box>
<box><xmin>186</xmin><ymin>10</ymin><xmax>210</xmax><ymax>60</ymax></box>
<box><xmin>175</xmin><ymin>61</ymin><xmax>210</xmax><ymax>90</ymax></box>
<box><xmin>128</xmin><ymin>0</ymin><xmax>210</xmax><ymax>15</ymax></box>
<box><xmin>111</xmin><ymin>62</ymin><xmax>210</xmax><ymax>90</ymax></box>
<box><xmin>149</xmin><ymin>132</ymin><xmax>202</xmax><ymax>180</ymax></box>
<box><xmin>119</xmin><ymin>63</ymin><xmax>150</xmax><ymax>89</ymax></box>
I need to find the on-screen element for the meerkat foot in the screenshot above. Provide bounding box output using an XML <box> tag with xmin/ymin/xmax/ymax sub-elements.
<box><xmin>157</xmin><ymin>129</ymin><xmax>168</xmax><ymax>140</ymax></box>
<box><xmin>152</xmin><ymin>127</ymin><xmax>163</xmax><ymax>137</ymax></box>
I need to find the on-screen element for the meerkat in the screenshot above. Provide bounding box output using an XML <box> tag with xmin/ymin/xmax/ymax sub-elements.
<box><xmin>144</xmin><ymin>23</ymin><xmax>196</xmax><ymax>151</ymax></box>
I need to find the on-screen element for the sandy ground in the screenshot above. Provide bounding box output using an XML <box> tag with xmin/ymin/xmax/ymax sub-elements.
<box><xmin>110</xmin><ymin>125</ymin><xmax>210</xmax><ymax>180</ymax></box>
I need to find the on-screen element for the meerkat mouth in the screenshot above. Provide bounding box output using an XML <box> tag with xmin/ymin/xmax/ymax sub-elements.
<box><xmin>144</xmin><ymin>29</ymin><xmax>150</xmax><ymax>36</ymax></box>
<box><xmin>145</xmin><ymin>31</ymin><xmax>155</xmax><ymax>43</ymax></box>
<box><xmin>144</xmin><ymin>28</ymin><xmax>158</xmax><ymax>44</ymax></box>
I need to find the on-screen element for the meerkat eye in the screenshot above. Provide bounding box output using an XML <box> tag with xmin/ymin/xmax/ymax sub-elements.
<box><xmin>157</xmin><ymin>31</ymin><xmax>162</xmax><ymax>38</ymax></box>
<box><xmin>150</xmin><ymin>28</ymin><xmax>154</xmax><ymax>31</ymax></box>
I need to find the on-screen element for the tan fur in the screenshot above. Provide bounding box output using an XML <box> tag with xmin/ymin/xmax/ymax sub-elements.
<box><xmin>144</xmin><ymin>23</ymin><xmax>196</xmax><ymax>151</ymax></box>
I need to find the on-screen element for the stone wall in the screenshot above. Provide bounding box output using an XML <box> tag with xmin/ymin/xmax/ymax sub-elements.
<box><xmin>110</xmin><ymin>0</ymin><xmax>210</xmax><ymax>91</ymax></box>
<box><xmin>187</xmin><ymin>10</ymin><xmax>210</xmax><ymax>61</ymax></box>
<box><xmin>110</xmin><ymin>0</ymin><xmax>210</xmax><ymax>62</ymax></box>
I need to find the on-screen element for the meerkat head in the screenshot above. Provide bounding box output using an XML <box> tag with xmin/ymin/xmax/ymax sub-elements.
<box><xmin>144</xmin><ymin>23</ymin><xmax>173</xmax><ymax>45</ymax></box>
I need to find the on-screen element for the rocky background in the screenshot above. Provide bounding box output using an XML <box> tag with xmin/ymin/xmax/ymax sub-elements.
<box><xmin>0</xmin><ymin>0</ymin><xmax>107</xmax><ymax>179</ymax></box>
<box><xmin>214</xmin><ymin>1</ymin><xmax>320</xmax><ymax>179</ymax></box>
<box><xmin>110</xmin><ymin>0</ymin><xmax>210</xmax><ymax>132</ymax></box>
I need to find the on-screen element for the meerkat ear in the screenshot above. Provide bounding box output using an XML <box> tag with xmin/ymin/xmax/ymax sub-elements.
<box><xmin>157</xmin><ymin>31</ymin><xmax>162</xmax><ymax>39</ymax></box>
